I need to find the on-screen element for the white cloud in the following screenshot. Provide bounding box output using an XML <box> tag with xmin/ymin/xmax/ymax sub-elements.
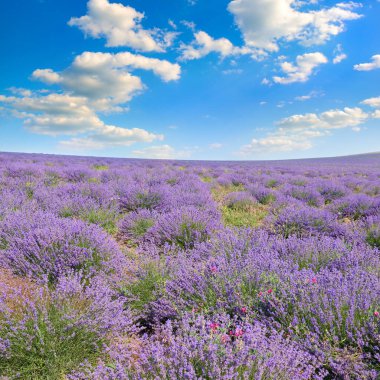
<box><xmin>59</xmin><ymin>126</ymin><xmax>163</xmax><ymax>150</ymax></box>
<box><xmin>295</xmin><ymin>90</ymin><xmax>322</xmax><ymax>101</ymax></box>
<box><xmin>168</xmin><ymin>19</ymin><xmax>177</xmax><ymax>29</ymax></box>
<box><xmin>361</xmin><ymin>96</ymin><xmax>380</xmax><ymax>118</ymax></box>
<box><xmin>241</xmin><ymin>134</ymin><xmax>313</xmax><ymax>154</ymax></box>
<box><xmin>361</xmin><ymin>96</ymin><xmax>380</xmax><ymax>108</ymax></box>
<box><xmin>240</xmin><ymin>105</ymin><xmax>369</xmax><ymax>155</ymax></box>
<box><xmin>0</xmin><ymin>93</ymin><xmax>102</xmax><ymax>135</ymax></box>
<box><xmin>222</xmin><ymin>69</ymin><xmax>243</xmax><ymax>75</ymax></box>
<box><xmin>32</xmin><ymin>51</ymin><xmax>181</xmax><ymax>111</ymax></box>
<box><xmin>278</xmin><ymin>107</ymin><xmax>368</xmax><ymax>130</ymax></box>
<box><xmin>209</xmin><ymin>143</ymin><xmax>223</xmax><ymax>149</ymax></box>
<box><xmin>7</xmin><ymin>87</ymin><xmax>32</xmax><ymax>97</ymax></box>
<box><xmin>32</xmin><ymin>69</ymin><xmax>62</xmax><ymax>84</ymax></box>
<box><xmin>333</xmin><ymin>53</ymin><xmax>347</xmax><ymax>64</ymax></box>
<box><xmin>228</xmin><ymin>0</ymin><xmax>361</xmax><ymax>54</ymax></box>
<box><xmin>0</xmin><ymin>51</ymin><xmax>179</xmax><ymax>146</ymax></box>
<box><xmin>0</xmin><ymin>92</ymin><xmax>164</xmax><ymax>147</ymax></box>
<box><xmin>180</xmin><ymin>31</ymin><xmax>250</xmax><ymax>60</ymax></box>
<box><xmin>0</xmin><ymin>1</ymin><xmax>183</xmax><ymax>151</ymax></box>
<box><xmin>354</xmin><ymin>55</ymin><xmax>380</xmax><ymax>71</ymax></box>
<box><xmin>132</xmin><ymin>144</ymin><xmax>192</xmax><ymax>159</ymax></box>
<box><xmin>68</xmin><ymin>0</ymin><xmax>173</xmax><ymax>51</ymax></box>
<box><xmin>332</xmin><ymin>43</ymin><xmax>347</xmax><ymax>64</ymax></box>
<box><xmin>273</xmin><ymin>52</ymin><xmax>328</xmax><ymax>84</ymax></box>
<box><xmin>181</xmin><ymin>20</ymin><xmax>196</xmax><ymax>31</ymax></box>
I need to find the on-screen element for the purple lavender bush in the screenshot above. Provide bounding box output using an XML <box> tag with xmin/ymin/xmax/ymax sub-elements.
<box><xmin>0</xmin><ymin>210</ymin><xmax>126</xmax><ymax>283</ymax></box>
<box><xmin>0</xmin><ymin>272</ymin><xmax>134</xmax><ymax>379</ymax></box>
<box><xmin>269</xmin><ymin>205</ymin><xmax>346</xmax><ymax>238</ymax></box>
<box><xmin>0</xmin><ymin>152</ymin><xmax>380</xmax><ymax>379</ymax></box>
<box><xmin>146</xmin><ymin>206</ymin><xmax>221</xmax><ymax>249</ymax></box>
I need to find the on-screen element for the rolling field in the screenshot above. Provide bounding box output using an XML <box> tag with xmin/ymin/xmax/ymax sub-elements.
<box><xmin>0</xmin><ymin>152</ymin><xmax>380</xmax><ymax>379</ymax></box>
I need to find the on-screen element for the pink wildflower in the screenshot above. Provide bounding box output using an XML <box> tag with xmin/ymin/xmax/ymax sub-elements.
<box><xmin>210</xmin><ymin>322</ymin><xmax>219</xmax><ymax>332</ymax></box>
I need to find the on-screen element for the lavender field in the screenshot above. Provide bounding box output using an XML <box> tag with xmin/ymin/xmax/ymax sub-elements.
<box><xmin>0</xmin><ymin>152</ymin><xmax>380</xmax><ymax>379</ymax></box>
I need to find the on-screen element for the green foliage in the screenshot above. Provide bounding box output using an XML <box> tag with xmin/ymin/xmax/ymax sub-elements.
<box><xmin>93</xmin><ymin>164</ymin><xmax>109</xmax><ymax>171</ymax></box>
<box><xmin>211</xmin><ymin>184</ymin><xmax>245</xmax><ymax>203</ymax></box>
<box><xmin>366</xmin><ymin>230</ymin><xmax>380</xmax><ymax>249</ymax></box>
<box><xmin>88</xmin><ymin>177</ymin><xmax>101</xmax><ymax>184</ymax></box>
<box><xmin>166</xmin><ymin>178</ymin><xmax>178</xmax><ymax>185</ymax></box>
<box><xmin>0</xmin><ymin>306</ymin><xmax>102</xmax><ymax>380</ymax></box>
<box><xmin>174</xmin><ymin>221</ymin><xmax>207</xmax><ymax>249</ymax></box>
<box><xmin>130</xmin><ymin>218</ymin><xmax>155</xmax><ymax>239</ymax></box>
<box><xmin>59</xmin><ymin>207</ymin><xmax>120</xmax><ymax>235</ymax></box>
<box><xmin>294</xmin><ymin>249</ymin><xmax>343</xmax><ymax>272</ymax></box>
<box><xmin>121</xmin><ymin>262</ymin><xmax>168</xmax><ymax>312</ymax></box>
<box><xmin>221</xmin><ymin>205</ymin><xmax>267</xmax><ymax>228</ymax></box>
<box><xmin>266</xmin><ymin>179</ymin><xmax>278</xmax><ymax>188</ymax></box>
<box><xmin>200</xmin><ymin>175</ymin><xmax>213</xmax><ymax>183</ymax></box>
<box><xmin>44</xmin><ymin>172</ymin><xmax>61</xmax><ymax>187</ymax></box>
<box><xmin>136</xmin><ymin>192</ymin><xmax>161</xmax><ymax>210</ymax></box>
<box><xmin>79</xmin><ymin>208</ymin><xmax>120</xmax><ymax>235</ymax></box>
<box><xmin>258</xmin><ymin>194</ymin><xmax>276</xmax><ymax>205</ymax></box>
<box><xmin>25</xmin><ymin>182</ymin><xmax>34</xmax><ymax>199</ymax></box>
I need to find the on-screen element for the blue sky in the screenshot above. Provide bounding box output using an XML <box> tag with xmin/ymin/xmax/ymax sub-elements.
<box><xmin>0</xmin><ymin>0</ymin><xmax>379</xmax><ymax>160</ymax></box>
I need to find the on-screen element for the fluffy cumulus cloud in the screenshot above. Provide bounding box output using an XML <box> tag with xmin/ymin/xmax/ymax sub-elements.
<box><xmin>0</xmin><ymin>92</ymin><xmax>163</xmax><ymax>149</ymax></box>
<box><xmin>361</xmin><ymin>96</ymin><xmax>380</xmax><ymax>109</ymax></box>
<box><xmin>241</xmin><ymin>106</ymin><xmax>369</xmax><ymax>155</ymax></box>
<box><xmin>32</xmin><ymin>51</ymin><xmax>180</xmax><ymax>110</ymax></box>
<box><xmin>333</xmin><ymin>44</ymin><xmax>347</xmax><ymax>64</ymax></box>
<box><xmin>0</xmin><ymin>93</ymin><xmax>102</xmax><ymax>135</ymax></box>
<box><xmin>361</xmin><ymin>96</ymin><xmax>380</xmax><ymax>118</ymax></box>
<box><xmin>68</xmin><ymin>0</ymin><xmax>175</xmax><ymax>51</ymax></box>
<box><xmin>59</xmin><ymin>126</ymin><xmax>163</xmax><ymax>150</ymax></box>
<box><xmin>294</xmin><ymin>90</ymin><xmax>322</xmax><ymax>101</ymax></box>
<box><xmin>131</xmin><ymin>144</ymin><xmax>192</xmax><ymax>159</ymax></box>
<box><xmin>180</xmin><ymin>31</ymin><xmax>250</xmax><ymax>60</ymax></box>
<box><xmin>333</xmin><ymin>53</ymin><xmax>347</xmax><ymax>64</ymax></box>
<box><xmin>354</xmin><ymin>55</ymin><xmax>380</xmax><ymax>71</ymax></box>
<box><xmin>228</xmin><ymin>0</ymin><xmax>362</xmax><ymax>54</ymax></box>
<box><xmin>273</xmin><ymin>52</ymin><xmax>328</xmax><ymax>84</ymax></box>
<box><xmin>241</xmin><ymin>134</ymin><xmax>314</xmax><ymax>154</ymax></box>
<box><xmin>277</xmin><ymin>107</ymin><xmax>368</xmax><ymax>130</ymax></box>
<box><xmin>0</xmin><ymin>49</ymin><xmax>180</xmax><ymax>149</ymax></box>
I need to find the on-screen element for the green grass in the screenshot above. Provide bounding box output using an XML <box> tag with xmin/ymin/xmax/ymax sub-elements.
<box><xmin>80</xmin><ymin>208</ymin><xmax>120</xmax><ymax>235</ymax></box>
<box><xmin>221</xmin><ymin>204</ymin><xmax>268</xmax><ymax>228</ymax></box>
<box><xmin>0</xmin><ymin>305</ymin><xmax>103</xmax><ymax>380</ymax></box>
<box><xmin>366</xmin><ymin>230</ymin><xmax>380</xmax><ymax>249</ymax></box>
<box><xmin>266</xmin><ymin>179</ymin><xmax>279</xmax><ymax>188</ymax></box>
<box><xmin>93</xmin><ymin>164</ymin><xmax>109</xmax><ymax>171</ymax></box>
<box><xmin>88</xmin><ymin>177</ymin><xmax>101</xmax><ymax>183</ymax></box>
<box><xmin>211</xmin><ymin>184</ymin><xmax>245</xmax><ymax>203</ymax></box>
<box><xmin>59</xmin><ymin>207</ymin><xmax>120</xmax><ymax>235</ymax></box>
<box><xmin>120</xmin><ymin>261</ymin><xmax>168</xmax><ymax>312</ymax></box>
<box><xmin>174</xmin><ymin>221</ymin><xmax>208</xmax><ymax>249</ymax></box>
<box><xmin>200</xmin><ymin>175</ymin><xmax>213</xmax><ymax>183</ymax></box>
<box><xmin>211</xmin><ymin>184</ymin><xmax>268</xmax><ymax>228</ymax></box>
<box><xmin>130</xmin><ymin>218</ymin><xmax>155</xmax><ymax>239</ymax></box>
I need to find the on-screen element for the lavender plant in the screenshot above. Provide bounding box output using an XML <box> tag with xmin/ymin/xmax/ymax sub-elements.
<box><xmin>0</xmin><ymin>152</ymin><xmax>380</xmax><ymax>379</ymax></box>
